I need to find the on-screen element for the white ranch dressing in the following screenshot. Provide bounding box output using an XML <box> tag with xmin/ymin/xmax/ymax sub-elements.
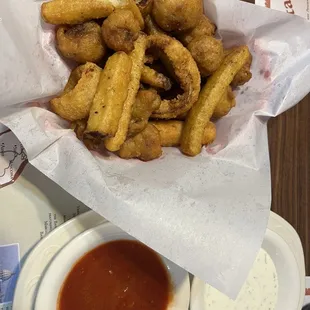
<box><xmin>203</xmin><ymin>248</ymin><xmax>278</xmax><ymax>309</ymax></box>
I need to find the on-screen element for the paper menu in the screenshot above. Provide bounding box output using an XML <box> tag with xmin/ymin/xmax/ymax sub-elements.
<box><xmin>0</xmin><ymin>128</ymin><xmax>90</xmax><ymax>308</ymax></box>
<box><xmin>2</xmin><ymin>0</ymin><xmax>310</xmax><ymax>299</ymax></box>
<box><xmin>303</xmin><ymin>278</ymin><xmax>310</xmax><ymax>308</ymax></box>
<box><xmin>256</xmin><ymin>0</ymin><xmax>310</xmax><ymax>19</ymax></box>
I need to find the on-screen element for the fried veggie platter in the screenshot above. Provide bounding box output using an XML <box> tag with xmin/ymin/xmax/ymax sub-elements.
<box><xmin>43</xmin><ymin>0</ymin><xmax>252</xmax><ymax>161</ymax></box>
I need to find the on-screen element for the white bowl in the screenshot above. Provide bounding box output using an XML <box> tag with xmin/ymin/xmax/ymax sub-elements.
<box><xmin>190</xmin><ymin>213</ymin><xmax>305</xmax><ymax>310</ymax></box>
<box><xmin>34</xmin><ymin>222</ymin><xmax>190</xmax><ymax>310</ymax></box>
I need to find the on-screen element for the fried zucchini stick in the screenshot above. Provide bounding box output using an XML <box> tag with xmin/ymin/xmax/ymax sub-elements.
<box><xmin>86</xmin><ymin>52</ymin><xmax>132</xmax><ymax>139</ymax></box>
<box><xmin>141</xmin><ymin>66</ymin><xmax>171</xmax><ymax>90</ymax></box>
<box><xmin>151</xmin><ymin>120</ymin><xmax>216</xmax><ymax>147</ymax></box>
<box><xmin>51</xmin><ymin>62</ymin><xmax>101</xmax><ymax>121</ymax></box>
<box><xmin>104</xmin><ymin>35</ymin><xmax>147</xmax><ymax>152</ymax></box>
<box><xmin>42</xmin><ymin>0</ymin><xmax>144</xmax><ymax>26</ymax></box>
<box><xmin>42</xmin><ymin>0</ymin><xmax>115</xmax><ymax>25</ymax></box>
<box><xmin>181</xmin><ymin>46</ymin><xmax>250</xmax><ymax>156</ymax></box>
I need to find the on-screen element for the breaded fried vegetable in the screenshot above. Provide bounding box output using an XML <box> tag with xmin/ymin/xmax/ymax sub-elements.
<box><xmin>146</xmin><ymin>16</ymin><xmax>219</xmax><ymax>78</ymax></box>
<box><xmin>187</xmin><ymin>36</ymin><xmax>224</xmax><ymax>76</ymax></box>
<box><xmin>152</xmin><ymin>120</ymin><xmax>216</xmax><ymax>147</ymax></box>
<box><xmin>181</xmin><ymin>46</ymin><xmax>251</xmax><ymax>156</ymax></box>
<box><xmin>129</xmin><ymin>89</ymin><xmax>161</xmax><ymax>136</ymax></box>
<box><xmin>151</xmin><ymin>0</ymin><xmax>203</xmax><ymax>32</ymax></box>
<box><xmin>104</xmin><ymin>35</ymin><xmax>147</xmax><ymax>152</ymax></box>
<box><xmin>213</xmin><ymin>86</ymin><xmax>236</xmax><ymax>119</ymax></box>
<box><xmin>118</xmin><ymin>124</ymin><xmax>162</xmax><ymax>161</ymax></box>
<box><xmin>42</xmin><ymin>0</ymin><xmax>122</xmax><ymax>25</ymax></box>
<box><xmin>177</xmin><ymin>15</ymin><xmax>216</xmax><ymax>46</ymax></box>
<box><xmin>56</xmin><ymin>22</ymin><xmax>106</xmax><ymax>63</ymax></box>
<box><xmin>123</xmin><ymin>0</ymin><xmax>145</xmax><ymax>28</ymax></box>
<box><xmin>102</xmin><ymin>9</ymin><xmax>141</xmax><ymax>53</ymax></box>
<box><xmin>145</xmin><ymin>15</ymin><xmax>166</xmax><ymax>35</ymax></box>
<box><xmin>175</xmin><ymin>112</ymin><xmax>187</xmax><ymax>120</ymax></box>
<box><xmin>51</xmin><ymin>63</ymin><xmax>101</xmax><ymax>121</ymax></box>
<box><xmin>71</xmin><ymin>119</ymin><xmax>87</xmax><ymax>140</ymax></box>
<box><xmin>147</xmin><ymin>34</ymin><xmax>201</xmax><ymax>119</ymax></box>
<box><xmin>232</xmin><ymin>61</ymin><xmax>252</xmax><ymax>87</ymax></box>
<box><xmin>72</xmin><ymin>120</ymin><xmax>100</xmax><ymax>150</ymax></box>
<box><xmin>230</xmin><ymin>50</ymin><xmax>252</xmax><ymax>87</ymax></box>
<box><xmin>141</xmin><ymin>66</ymin><xmax>172</xmax><ymax>90</ymax></box>
<box><xmin>86</xmin><ymin>52</ymin><xmax>132</xmax><ymax>139</ymax></box>
<box><xmin>135</xmin><ymin>0</ymin><xmax>153</xmax><ymax>17</ymax></box>
<box><xmin>224</xmin><ymin>48</ymin><xmax>252</xmax><ymax>87</ymax></box>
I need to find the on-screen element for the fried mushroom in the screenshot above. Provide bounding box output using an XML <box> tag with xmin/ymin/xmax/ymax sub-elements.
<box><xmin>177</xmin><ymin>15</ymin><xmax>216</xmax><ymax>46</ymax></box>
<box><xmin>187</xmin><ymin>36</ymin><xmax>224</xmax><ymax>76</ymax></box>
<box><xmin>56</xmin><ymin>22</ymin><xmax>106</xmax><ymax>63</ymax></box>
<box><xmin>102</xmin><ymin>9</ymin><xmax>141</xmax><ymax>53</ymax></box>
<box><xmin>118</xmin><ymin>124</ymin><xmax>162</xmax><ymax>161</ymax></box>
<box><xmin>151</xmin><ymin>0</ymin><xmax>203</xmax><ymax>32</ymax></box>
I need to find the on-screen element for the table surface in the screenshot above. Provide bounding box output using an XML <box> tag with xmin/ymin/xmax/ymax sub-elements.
<box><xmin>268</xmin><ymin>96</ymin><xmax>309</xmax><ymax>275</ymax></box>
<box><xmin>241</xmin><ymin>0</ymin><xmax>310</xmax><ymax>276</ymax></box>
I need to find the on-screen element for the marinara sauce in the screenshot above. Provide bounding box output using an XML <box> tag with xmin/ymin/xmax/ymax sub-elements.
<box><xmin>58</xmin><ymin>240</ymin><xmax>171</xmax><ymax>310</ymax></box>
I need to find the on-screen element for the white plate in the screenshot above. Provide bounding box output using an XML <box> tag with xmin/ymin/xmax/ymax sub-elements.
<box><xmin>34</xmin><ymin>222</ymin><xmax>190</xmax><ymax>310</ymax></box>
<box><xmin>190</xmin><ymin>211</ymin><xmax>305</xmax><ymax>310</ymax></box>
<box><xmin>13</xmin><ymin>211</ymin><xmax>106</xmax><ymax>310</ymax></box>
<box><xmin>13</xmin><ymin>211</ymin><xmax>305</xmax><ymax>310</ymax></box>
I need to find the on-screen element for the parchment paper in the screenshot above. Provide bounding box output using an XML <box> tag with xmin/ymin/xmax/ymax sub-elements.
<box><xmin>1</xmin><ymin>0</ymin><xmax>310</xmax><ymax>298</ymax></box>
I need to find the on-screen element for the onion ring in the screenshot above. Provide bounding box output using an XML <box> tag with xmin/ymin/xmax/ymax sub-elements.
<box><xmin>147</xmin><ymin>34</ymin><xmax>201</xmax><ymax>119</ymax></box>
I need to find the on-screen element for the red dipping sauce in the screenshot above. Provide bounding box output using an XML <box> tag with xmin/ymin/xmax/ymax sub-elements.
<box><xmin>57</xmin><ymin>240</ymin><xmax>171</xmax><ymax>310</ymax></box>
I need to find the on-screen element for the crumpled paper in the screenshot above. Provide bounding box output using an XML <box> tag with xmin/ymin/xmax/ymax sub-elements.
<box><xmin>1</xmin><ymin>0</ymin><xmax>310</xmax><ymax>298</ymax></box>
